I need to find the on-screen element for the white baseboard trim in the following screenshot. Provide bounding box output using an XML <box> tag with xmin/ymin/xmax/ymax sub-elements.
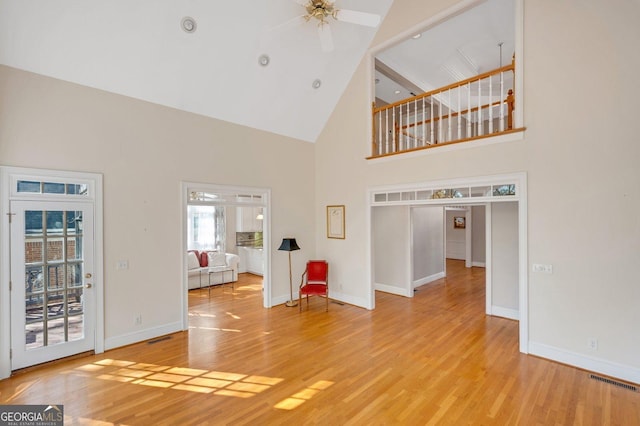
<box><xmin>271</xmin><ymin>291</ymin><xmax>369</xmax><ymax>310</ymax></box>
<box><xmin>375</xmin><ymin>283</ymin><xmax>411</xmax><ymax>297</ymax></box>
<box><xmin>104</xmin><ymin>321</ymin><xmax>183</xmax><ymax>351</ymax></box>
<box><xmin>491</xmin><ymin>306</ymin><xmax>519</xmax><ymax>320</ymax></box>
<box><xmin>328</xmin><ymin>291</ymin><xmax>370</xmax><ymax>310</ymax></box>
<box><xmin>271</xmin><ymin>292</ymin><xmax>297</xmax><ymax>307</ymax></box>
<box><xmin>413</xmin><ymin>272</ymin><xmax>445</xmax><ymax>288</ymax></box>
<box><xmin>529</xmin><ymin>341</ymin><xmax>640</xmax><ymax>385</ymax></box>
<box><xmin>472</xmin><ymin>261</ymin><xmax>486</xmax><ymax>268</ymax></box>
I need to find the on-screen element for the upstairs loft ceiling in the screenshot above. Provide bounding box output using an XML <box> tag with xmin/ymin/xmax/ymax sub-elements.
<box><xmin>375</xmin><ymin>0</ymin><xmax>515</xmax><ymax>106</ymax></box>
<box><xmin>0</xmin><ymin>0</ymin><xmax>393</xmax><ymax>143</ymax></box>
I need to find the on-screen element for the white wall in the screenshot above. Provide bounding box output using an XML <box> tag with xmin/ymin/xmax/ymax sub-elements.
<box><xmin>372</xmin><ymin>206</ymin><xmax>410</xmax><ymax>296</ymax></box>
<box><xmin>412</xmin><ymin>206</ymin><xmax>444</xmax><ymax>287</ymax></box>
<box><xmin>445</xmin><ymin>209</ymin><xmax>466</xmax><ymax>260</ymax></box>
<box><xmin>471</xmin><ymin>205</ymin><xmax>486</xmax><ymax>266</ymax></box>
<box><xmin>315</xmin><ymin>0</ymin><xmax>640</xmax><ymax>382</ymax></box>
<box><xmin>0</xmin><ymin>65</ymin><xmax>316</xmax><ymax>348</ymax></box>
<box><xmin>491</xmin><ymin>202</ymin><xmax>519</xmax><ymax>316</ymax></box>
<box><xmin>225</xmin><ymin>205</ymin><xmax>238</xmax><ymax>255</ymax></box>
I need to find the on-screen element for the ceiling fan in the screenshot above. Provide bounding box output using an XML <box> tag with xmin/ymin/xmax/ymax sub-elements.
<box><xmin>293</xmin><ymin>0</ymin><xmax>381</xmax><ymax>52</ymax></box>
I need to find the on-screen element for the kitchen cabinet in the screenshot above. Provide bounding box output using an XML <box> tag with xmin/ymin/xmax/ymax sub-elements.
<box><xmin>238</xmin><ymin>247</ymin><xmax>263</xmax><ymax>276</ymax></box>
<box><xmin>236</xmin><ymin>207</ymin><xmax>263</xmax><ymax>232</ymax></box>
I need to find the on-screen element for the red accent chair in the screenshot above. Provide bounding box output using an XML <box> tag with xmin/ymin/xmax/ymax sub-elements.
<box><xmin>299</xmin><ymin>260</ymin><xmax>329</xmax><ymax>312</ymax></box>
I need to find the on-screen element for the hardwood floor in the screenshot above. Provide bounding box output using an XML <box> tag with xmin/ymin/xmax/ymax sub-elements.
<box><xmin>1</xmin><ymin>262</ymin><xmax>638</xmax><ymax>425</ymax></box>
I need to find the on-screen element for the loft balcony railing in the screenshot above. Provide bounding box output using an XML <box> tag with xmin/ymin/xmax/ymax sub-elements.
<box><xmin>370</xmin><ymin>58</ymin><xmax>521</xmax><ymax>159</ymax></box>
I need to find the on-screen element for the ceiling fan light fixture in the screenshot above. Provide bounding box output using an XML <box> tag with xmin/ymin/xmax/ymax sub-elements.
<box><xmin>181</xmin><ymin>17</ymin><xmax>197</xmax><ymax>33</ymax></box>
<box><xmin>304</xmin><ymin>0</ymin><xmax>337</xmax><ymax>25</ymax></box>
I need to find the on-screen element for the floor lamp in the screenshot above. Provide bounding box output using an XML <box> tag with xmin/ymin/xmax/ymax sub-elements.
<box><xmin>278</xmin><ymin>238</ymin><xmax>300</xmax><ymax>307</ymax></box>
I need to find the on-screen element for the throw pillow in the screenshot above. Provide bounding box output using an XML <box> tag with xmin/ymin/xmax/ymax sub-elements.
<box><xmin>208</xmin><ymin>252</ymin><xmax>227</xmax><ymax>267</ymax></box>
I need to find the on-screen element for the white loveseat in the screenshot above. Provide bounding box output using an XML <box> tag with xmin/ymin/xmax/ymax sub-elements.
<box><xmin>187</xmin><ymin>250</ymin><xmax>239</xmax><ymax>290</ymax></box>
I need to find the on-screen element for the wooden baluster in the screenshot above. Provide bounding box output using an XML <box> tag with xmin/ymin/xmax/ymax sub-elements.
<box><xmin>377</xmin><ymin>107</ymin><xmax>382</xmax><ymax>155</ymax></box>
<box><xmin>477</xmin><ymin>79</ymin><xmax>482</xmax><ymax>136</ymax></box>
<box><xmin>499</xmin><ymin>71</ymin><xmax>505</xmax><ymax>132</ymax></box>
<box><xmin>400</xmin><ymin>103</ymin><xmax>405</xmax><ymax>151</ymax></box>
<box><xmin>507</xmin><ymin>89</ymin><xmax>514</xmax><ymax>130</ymax></box>
<box><xmin>489</xmin><ymin>75</ymin><xmax>493</xmax><ymax>133</ymax></box>
<box><xmin>438</xmin><ymin>93</ymin><xmax>442</xmax><ymax>144</ymax></box>
<box><xmin>457</xmin><ymin>86</ymin><xmax>461</xmax><ymax>140</ymax></box>
<box><xmin>447</xmin><ymin>88</ymin><xmax>452</xmax><ymax>142</ymax></box>
<box><xmin>392</xmin><ymin>107</ymin><xmax>396</xmax><ymax>152</ymax></box>
<box><xmin>414</xmin><ymin>98</ymin><xmax>418</xmax><ymax>148</ymax></box>
<box><xmin>421</xmin><ymin>98</ymin><xmax>427</xmax><ymax>146</ymax></box>
<box><xmin>385</xmin><ymin>109</ymin><xmax>389</xmax><ymax>154</ymax></box>
<box><xmin>430</xmin><ymin>96</ymin><xmax>435</xmax><ymax>144</ymax></box>
<box><xmin>467</xmin><ymin>83</ymin><xmax>472</xmax><ymax>137</ymax></box>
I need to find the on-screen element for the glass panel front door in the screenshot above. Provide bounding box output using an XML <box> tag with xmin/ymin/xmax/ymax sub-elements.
<box><xmin>11</xmin><ymin>201</ymin><xmax>94</xmax><ymax>370</ymax></box>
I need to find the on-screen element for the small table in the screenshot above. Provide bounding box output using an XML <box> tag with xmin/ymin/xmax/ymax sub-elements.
<box><xmin>207</xmin><ymin>267</ymin><xmax>234</xmax><ymax>296</ymax></box>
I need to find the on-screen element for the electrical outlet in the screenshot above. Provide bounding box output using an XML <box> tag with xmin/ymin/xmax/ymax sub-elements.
<box><xmin>587</xmin><ymin>337</ymin><xmax>598</xmax><ymax>351</ymax></box>
<box><xmin>135</xmin><ymin>314</ymin><xmax>142</xmax><ymax>325</ymax></box>
<box><xmin>117</xmin><ymin>260</ymin><xmax>129</xmax><ymax>270</ymax></box>
<box><xmin>532</xmin><ymin>263</ymin><xmax>553</xmax><ymax>274</ymax></box>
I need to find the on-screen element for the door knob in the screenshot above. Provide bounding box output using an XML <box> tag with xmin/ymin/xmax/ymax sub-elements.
<box><xmin>85</xmin><ymin>273</ymin><xmax>92</xmax><ymax>278</ymax></box>
<box><xmin>86</xmin><ymin>283</ymin><xmax>93</xmax><ymax>289</ymax></box>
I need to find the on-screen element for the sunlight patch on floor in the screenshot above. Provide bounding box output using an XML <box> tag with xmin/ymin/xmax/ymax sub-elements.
<box><xmin>274</xmin><ymin>380</ymin><xmax>335</xmax><ymax>410</ymax></box>
<box><xmin>188</xmin><ymin>326</ymin><xmax>242</xmax><ymax>332</ymax></box>
<box><xmin>188</xmin><ymin>312</ymin><xmax>217</xmax><ymax>318</ymax></box>
<box><xmin>72</xmin><ymin>359</ymin><xmax>284</xmax><ymax>398</ymax></box>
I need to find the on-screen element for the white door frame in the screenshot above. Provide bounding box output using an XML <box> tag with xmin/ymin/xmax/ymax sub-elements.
<box><xmin>180</xmin><ymin>182</ymin><xmax>271</xmax><ymax>330</ymax></box>
<box><xmin>0</xmin><ymin>166</ymin><xmax>104</xmax><ymax>379</ymax></box>
<box><xmin>367</xmin><ymin>172</ymin><xmax>528</xmax><ymax>354</ymax></box>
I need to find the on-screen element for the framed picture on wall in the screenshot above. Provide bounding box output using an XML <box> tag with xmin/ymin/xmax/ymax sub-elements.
<box><xmin>327</xmin><ymin>205</ymin><xmax>345</xmax><ymax>239</ymax></box>
<box><xmin>454</xmin><ymin>216</ymin><xmax>466</xmax><ymax>229</ymax></box>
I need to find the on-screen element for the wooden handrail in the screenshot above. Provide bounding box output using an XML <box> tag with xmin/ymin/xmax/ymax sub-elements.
<box><xmin>373</xmin><ymin>63</ymin><xmax>515</xmax><ymax>114</ymax></box>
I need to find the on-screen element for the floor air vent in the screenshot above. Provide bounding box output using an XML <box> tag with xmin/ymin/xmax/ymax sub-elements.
<box><xmin>147</xmin><ymin>336</ymin><xmax>171</xmax><ymax>344</ymax></box>
<box><xmin>589</xmin><ymin>374</ymin><xmax>638</xmax><ymax>392</ymax></box>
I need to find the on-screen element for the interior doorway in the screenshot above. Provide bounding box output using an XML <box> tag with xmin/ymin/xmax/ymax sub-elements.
<box><xmin>367</xmin><ymin>172</ymin><xmax>528</xmax><ymax>353</ymax></box>
<box><xmin>180</xmin><ymin>182</ymin><xmax>271</xmax><ymax>331</ymax></box>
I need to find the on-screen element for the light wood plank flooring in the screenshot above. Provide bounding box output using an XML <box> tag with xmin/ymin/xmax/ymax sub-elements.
<box><xmin>1</xmin><ymin>261</ymin><xmax>638</xmax><ymax>425</ymax></box>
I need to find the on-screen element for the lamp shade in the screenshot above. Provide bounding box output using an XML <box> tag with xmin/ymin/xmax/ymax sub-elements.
<box><xmin>278</xmin><ymin>238</ymin><xmax>300</xmax><ymax>252</ymax></box>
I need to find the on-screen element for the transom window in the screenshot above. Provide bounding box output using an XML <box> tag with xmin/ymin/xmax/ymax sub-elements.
<box><xmin>17</xmin><ymin>180</ymin><xmax>88</xmax><ymax>196</ymax></box>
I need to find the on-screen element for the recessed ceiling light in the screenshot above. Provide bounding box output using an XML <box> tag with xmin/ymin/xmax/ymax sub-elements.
<box><xmin>312</xmin><ymin>79</ymin><xmax>322</xmax><ymax>89</ymax></box>
<box><xmin>412</xmin><ymin>33</ymin><xmax>422</xmax><ymax>39</ymax></box>
<box><xmin>258</xmin><ymin>54</ymin><xmax>270</xmax><ymax>67</ymax></box>
<box><xmin>181</xmin><ymin>17</ymin><xmax>197</xmax><ymax>33</ymax></box>
<box><xmin>394</xmin><ymin>90</ymin><xmax>401</xmax><ymax>94</ymax></box>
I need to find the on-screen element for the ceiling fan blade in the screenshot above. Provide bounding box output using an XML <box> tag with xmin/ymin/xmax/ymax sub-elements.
<box><xmin>318</xmin><ymin>24</ymin><xmax>334</xmax><ymax>53</ymax></box>
<box><xmin>334</xmin><ymin>9</ymin><xmax>381</xmax><ymax>27</ymax></box>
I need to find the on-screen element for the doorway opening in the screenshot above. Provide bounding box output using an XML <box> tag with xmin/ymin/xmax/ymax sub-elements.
<box><xmin>180</xmin><ymin>182</ymin><xmax>271</xmax><ymax>330</ymax></box>
<box><xmin>368</xmin><ymin>172</ymin><xmax>528</xmax><ymax>353</ymax></box>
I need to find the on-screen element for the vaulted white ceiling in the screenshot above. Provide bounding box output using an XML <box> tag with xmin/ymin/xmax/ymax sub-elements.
<box><xmin>0</xmin><ymin>0</ymin><xmax>393</xmax><ymax>143</ymax></box>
